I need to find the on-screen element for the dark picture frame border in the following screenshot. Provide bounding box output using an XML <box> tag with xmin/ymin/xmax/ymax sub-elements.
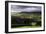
<box><xmin>5</xmin><ymin>1</ymin><xmax>45</xmax><ymax>33</ymax></box>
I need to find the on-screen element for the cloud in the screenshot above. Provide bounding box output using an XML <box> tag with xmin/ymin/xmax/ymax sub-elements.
<box><xmin>11</xmin><ymin>5</ymin><xmax>41</xmax><ymax>12</ymax></box>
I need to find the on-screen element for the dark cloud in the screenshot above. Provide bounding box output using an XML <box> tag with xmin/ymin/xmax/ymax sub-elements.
<box><xmin>11</xmin><ymin>5</ymin><xmax>41</xmax><ymax>12</ymax></box>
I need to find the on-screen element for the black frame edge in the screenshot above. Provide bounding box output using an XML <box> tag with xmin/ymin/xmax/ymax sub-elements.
<box><xmin>5</xmin><ymin>1</ymin><xmax>8</xmax><ymax>33</ymax></box>
<box><xmin>5</xmin><ymin>1</ymin><xmax>45</xmax><ymax>4</ymax></box>
<box><xmin>44</xmin><ymin>3</ymin><xmax>45</xmax><ymax>31</ymax></box>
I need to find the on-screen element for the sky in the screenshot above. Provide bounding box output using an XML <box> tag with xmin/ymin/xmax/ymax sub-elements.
<box><xmin>11</xmin><ymin>5</ymin><xmax>41</xmax><ymax>12</ymax></box>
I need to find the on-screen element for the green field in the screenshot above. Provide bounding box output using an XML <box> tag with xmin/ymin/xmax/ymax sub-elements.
<box><xmin>11</xmin><ymin>12</ymin><xmax>41</xmax><ymax>28</ymax></box>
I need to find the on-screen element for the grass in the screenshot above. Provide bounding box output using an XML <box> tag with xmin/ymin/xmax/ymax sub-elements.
<box><xmin>12</xmin><ymin>26</ymin><xmax>41</xmax><ymax>28</ymax></box>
